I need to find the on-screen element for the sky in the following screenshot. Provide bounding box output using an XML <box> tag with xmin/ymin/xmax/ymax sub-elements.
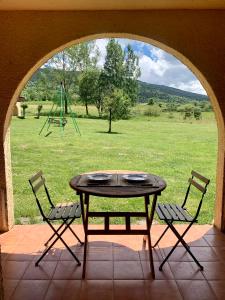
<box><xmin>95</xmin><ymin>38</ymin><xmax>207</xmax><ymax>95</ymax></box>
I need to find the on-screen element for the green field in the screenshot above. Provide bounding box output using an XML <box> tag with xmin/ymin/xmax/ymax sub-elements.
<box><xmin>11</xmin><ymin>103</ymin><xmax>217</xmax><ymax>224</ymax></box>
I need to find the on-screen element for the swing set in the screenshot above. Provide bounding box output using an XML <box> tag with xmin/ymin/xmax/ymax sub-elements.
<box><xmin>39</xmin><ymin>82</ymin><xmax>81</xmax><ymax>137</ymax></box>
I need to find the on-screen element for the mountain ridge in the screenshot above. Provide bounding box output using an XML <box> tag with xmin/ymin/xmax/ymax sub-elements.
<box><xmin>30</xmin><ymin>68</ymin><xmax>209</xmax><ymax>103</ymax></box>
<box><xmin>138</xmin><ymin>80</ymin><xmax>208</xmax><ymax>103</ymax></box>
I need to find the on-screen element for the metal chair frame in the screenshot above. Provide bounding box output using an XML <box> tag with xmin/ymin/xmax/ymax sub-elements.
<box><xmin>29</xmin><ymin>171</ymin><xmax>83</xmax><ymax>266</ymax></box>
<box><xmin>153</xmin><ymin>170</ymin><xmax>210</xmax><ymax>271</ymax></box>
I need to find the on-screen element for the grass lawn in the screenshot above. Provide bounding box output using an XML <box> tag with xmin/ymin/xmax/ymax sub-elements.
<box><xmin>11</xmin><ymin>104</ymin><xmax>217</xmax><ymax>224</ymax></box>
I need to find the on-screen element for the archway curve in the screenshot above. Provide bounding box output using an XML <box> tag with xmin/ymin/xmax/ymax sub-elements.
<box><xmin>4</xmin><ymin>32</ymin><xmax>224</xmax><ymax>229</ymax></box>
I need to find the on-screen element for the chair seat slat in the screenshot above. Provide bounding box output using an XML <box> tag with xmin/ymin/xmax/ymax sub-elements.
<box><xmin>164</xmin><ymin>204</ymin><xmax>180</xmax><ymax>221</ymax></box>
<box><xmin>156</xmin><ymin>206</ymin><xmax>165</xmax><ymax>220</ymax></box>
<box><xmin>158</xmin><ymin>204</ymin><xmax>173</xmax><ymax>220</ymax></box>
<box><xmin>175</xmin><ymin>205</ymin><xmax>193</xmax><ymax>222</ymax></box>
<box><xmin>48</xmin><ymin>207</ymin><xmax>59</xmax><ymax>219</ymax></box>
<box><xmin>170</xmin><ymin>204</ymin><xmax>186</xmax><ymax>221</ymax></box>
<box><xmin>75</xmin><ymin>203</ymin><xmax>82</xmax><ymax>218</ymax></box>
<box><xmin>54</xmin><ymin>206</ymin><xmax>65</xmax><ymax>219</ymax></box>
<box><xmin>62</xmin><ymin>205</ymin><xmax>73</xmax><ymax>219</ymax></box>
<box><xmin>69</xmin><ymin>203</ymin><xmax>81</xmax><ymax>218</ymax></box>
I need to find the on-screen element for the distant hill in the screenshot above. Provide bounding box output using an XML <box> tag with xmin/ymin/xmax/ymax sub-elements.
<box><xmin>138</xmin><ymin>81</ymin><xmax>208</xmax><ymax>103</ymax></box>
<box><xmin>30</xmin><ymin>68</ymin><xmax>209</xmax><ymax>103</ymax></box>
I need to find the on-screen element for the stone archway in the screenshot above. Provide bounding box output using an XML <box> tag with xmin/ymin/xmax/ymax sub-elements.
<box><xmin>0</xmin><ymin>11</ymin><xmax>225</xmax><ymax>231</ymax></box>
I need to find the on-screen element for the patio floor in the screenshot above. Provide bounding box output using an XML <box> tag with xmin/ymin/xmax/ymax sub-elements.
<box><xmin>0</xmin><ymin>224</ymin><xmax>225</xmax><ymax>299</ymax></box>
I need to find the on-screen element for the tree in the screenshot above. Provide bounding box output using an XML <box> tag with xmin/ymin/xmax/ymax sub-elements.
<box><xmin>103</xmin><ymin>88</ymin><xmax>131</xmax><ymax>133</ymax></box>
<box><xmin>45</xmin><ymin>41</ymin><xmax>99</xmax><ymax>113</ymax></box>
<box><xmin>79</xmin><ymin>69</ymin><xmax>101</xmax><ymax>115</ymax></box>
<box><xmin>100</xmin><ymin>39</ymin><xmax>125</xmax><ymax>91</ymax></box>
<box><xmin>123</xmin><ymin>44</ymin><xmax>141</xmax><ymax>105</ymax></box>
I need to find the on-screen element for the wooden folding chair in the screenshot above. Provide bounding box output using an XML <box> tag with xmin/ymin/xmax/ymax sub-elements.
<box><xmin>153</xmin><ymin>170</ymin><xmax>210</xmax><ymax>271</ymax></box>
<box><xmin>29</xmin><ymin>171</ymin><xmax>83</xmax><ymax>266</ymax></box>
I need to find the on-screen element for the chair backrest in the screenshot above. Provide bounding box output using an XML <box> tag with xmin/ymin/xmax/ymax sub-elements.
<box><xmin>28</xmin><ymin>171</ymin><xmax>55</xmax><ymax>219</ymax></box>
<box><xmin>182</xmin><ymin>170</ymin><xmax>210</xmax><ymax>221</ymax></box>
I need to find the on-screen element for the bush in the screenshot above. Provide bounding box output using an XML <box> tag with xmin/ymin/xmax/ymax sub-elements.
<box><xmin>147</xmin><ymin>98</ymin><xmax>154</xmax><ymax>105</ymax></box>
<box><xmin>144</xmin><ymin>106</ymin><xmax>161</xmax><ymax>117</ymax></box>
<box><xmin>194</xmin><ymin>107</ymin><xmax>202</xmax><ymax>120</ymax></box>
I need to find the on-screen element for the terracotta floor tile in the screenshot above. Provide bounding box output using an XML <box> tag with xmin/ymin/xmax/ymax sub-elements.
<box><xmin>160</xmin><ymin>246</ymin><xmax>192</xmax><ymax>262</ymax></box>
<box><xmin>86</xmin><ymin>261</ymin><xmax>113</xmax><ymax>280</ymax></box>
<box><xmin>187</xmin><ymin>237</ymin><xmax>209</xmax><ymax>247</ymax></box>
<box><xmin>45</xmin><ymin>280</ymin><xmax>82</xmax><ymax>300</ymax></box>
<box><xmin>177</xmin><ymin>280</ymin><xmax>216</xmax><ymax>300</ymax></box>
<box><xmin>139</xmin><ymin>247</ymin><xmax>163</xmax><ymax>261</ymax></box>
<box><xmin>141</xmin><ymin>260</ymin><xmax>174</xmax><ymax>280</ymax></box>
<box><xmin>39</xmin><ymin>247</ymin><xmax>62</xmax><ymax>261</ymax></box>
<box><xmin>212</xmin><ymin>246</ymin><xmax>225</xmax><ymax>260</ymax></box>
<box><xmin>87</xmin><ymin>246</ymin><xmax>113</xmax><ymax>260</ymax></box>
<box><xmin>144</xmin><ymin>280</ymin><xmax>182</xmax><ymax>300</ymax></box>
<box><xmin>2</xmin><ymin>279</ymin><xmax>19</xmax><ymax>300</ymax></box>
<box><xmin>204</xmin><ymin>226</ymin><xmax>220</xmax><ymax>235</ymax></box>
<box><xmin>190</xmin><ymin>246</ymin><xmax>220</xmax><ymax>262</ymax></box>
<box><xmin>201</xmin><ymin>262</ymin><xmax>225</xmax><ymax>280</ymax></box>
<box><xmin>208</xmin><ymin>280</ymin><xmax>225</xmax><ymax>300</ymax></box>
<box><xmin>10</xmin><ymin>280</ymin><xmax>49</xmax><ymax>300</ymax></box>
<box><xmin>2</xmin><ymin>224</ymin><xmax>225</xmax><ymax>300</ymax></box>
<box><xmin>60</xmin><ymin>245</ymin><xmax>84</xmax><ymax>260</ymax></box>
<box><xmin>22</xmin><ymin>261</ymin><xmax>57</xmax><ymax>280</ymax></box>
<box><xmin>3</xmin><ymin>261</ymin><xmax>29</xmax><ymax>279</ymax></box>
<box><xmin>114</xmin><ymin>261</ymin><xmax>143</xmax><ymax>280</ymax></box>
<box><xmin>114</xmin><ymin>246</ymin><xmax>140</xmax><ymax>261</ymax></box>
<box><xmin>1</xmin><ymin>245</ymin><xmax>17</xmax><ymax>256</ymax></box>
<box><xmin>6</xmin><ymin>244</ymin><xmax>40</xmax><ymax>262</ymax></box>
<box><xmin>53</xmin><ymin>260</ymin><xmax>83</xmax><ymax>279</ymax></box>
<box><xmin>204</xmin><ymin>235</ymin><xmax>225</xmax><ymax>247</ymax></box>
<box><xmin>168</xmin><ymin>261</ymin><xmax>204</xmax><ymax>280</ymax></box>
<box><xmin>114</xmin><ymin>280</ymin><xmax>146</xmax><ymax>300</ymax></box>
<box><xmin>88</xmin><ymin>240</ymin><xmax>113</xmax><ymax>248</ymax></box>
<box><xmin>80</xmin><ymin>280</ymin><xmax>113</xmax><ymax>300</ymax></box>
<box><xmin>0</xmin><ymin>233</ymin><xmax>23</xmax><ymax>246</ymax></box>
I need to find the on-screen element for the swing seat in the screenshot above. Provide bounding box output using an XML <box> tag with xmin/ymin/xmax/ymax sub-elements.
<box><xmin>48</xmin><ymin>117</ymin><xmax>67</xmax><ymax>127</ymax></box>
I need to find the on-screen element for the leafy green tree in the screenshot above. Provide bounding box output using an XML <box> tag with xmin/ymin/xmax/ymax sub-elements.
<box><xmin>103</xmin><ymin>88</ymin><xmax>131</xmax><ymax>133</ymax></box>
<box><xmin>101</xmin><ymin>39</ymin><xmax>125</xmax><ymax>91</ymax></box>
<box><xmin>79</xmin><ymin>69</ymin><xmax>101</xmax><ymax>115</ymax></box>
<box><xmin>45</xmin><ymin>41</ymin><xmax>99</xmax><ymax>113</ymax></box>
<box><xmin>123</xmin><ymin>44</ymin><xmax>141</xmax><ymax>105</ymax></box>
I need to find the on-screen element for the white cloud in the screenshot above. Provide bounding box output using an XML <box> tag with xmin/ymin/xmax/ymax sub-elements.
<box><xmin>94</xmin><ymin>38</ymin><xmax>207</xmax><ymax>95</ymax></box>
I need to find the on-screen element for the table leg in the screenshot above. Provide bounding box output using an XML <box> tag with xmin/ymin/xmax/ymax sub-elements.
<box><xmin>145</xmin><ymin>195</ymin><xmax>155</xmax><ymax>279</ymax></box>
<box><xmin>82</xmin><ymin>193</ymin><xmax>89</xmax><ymax>279</ymax></box>
<box><xmin>79</xmin><ymin>193</ymin><xmax>85</xmax><ymax>232</ymax></box>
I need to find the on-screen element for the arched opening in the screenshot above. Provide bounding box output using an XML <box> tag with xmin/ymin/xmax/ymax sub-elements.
<box><xmin>2</xmin><ymin>33</ymin><xmax>223</xmax><ymax>231</ymax></box>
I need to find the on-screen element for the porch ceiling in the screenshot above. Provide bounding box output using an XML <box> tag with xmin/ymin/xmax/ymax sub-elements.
<box><xmin>0</xmin><ymin>0</ymin><xmax>225</xmax><ymax>11</ymax></box>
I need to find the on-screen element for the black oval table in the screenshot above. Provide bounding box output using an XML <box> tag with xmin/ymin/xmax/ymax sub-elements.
<box><xmin>70</xmin><ymin>170</ymin><xmax>167</xmax><ymax>279</ymax></box>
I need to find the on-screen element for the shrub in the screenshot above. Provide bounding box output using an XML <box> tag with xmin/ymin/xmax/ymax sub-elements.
<box><xmin>194</xmin><ymin>107</ymin><xmax>202</xmax><ymax>120</ymax></box>
<box><xmin>20</xmin><ymin>103</ymin><xmax>28</xmax><ymax>119</ymax></box>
